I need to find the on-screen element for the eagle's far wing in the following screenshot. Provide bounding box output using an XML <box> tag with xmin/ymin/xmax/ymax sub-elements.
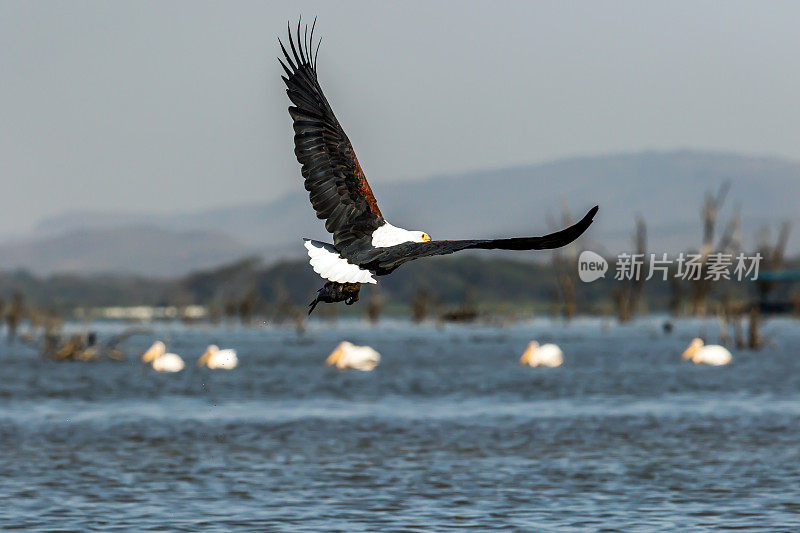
<box><xmin>363</xmin><ymin>206</ymin><xmax>598</xmax><ymax>273</ymax></box>
<box><xmin>280</xmin><ymin>21</ymin><xmax>384</xmax><ymax>252</ymax></box>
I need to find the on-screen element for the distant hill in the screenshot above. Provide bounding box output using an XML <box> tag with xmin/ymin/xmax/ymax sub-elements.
<box><xmin>9</xmin><ymin>150</ymin><xmax>800</xmax><ymax>275</ymax></box>
<box><xmin>0</xmin><ymin>226</ymin><xmax>251</xmax><ymax>277</ymax></box>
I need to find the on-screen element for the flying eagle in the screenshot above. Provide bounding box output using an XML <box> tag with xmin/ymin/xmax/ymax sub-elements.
<box><xmin>279</xmin><ymin>21</ymin><xmax>598</xmax><ymax>314</ymax></box>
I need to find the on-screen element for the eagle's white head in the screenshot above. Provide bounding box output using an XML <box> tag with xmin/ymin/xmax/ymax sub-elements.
<box><xmin>371</xmin><ymin>223</ymin><xmax>431</xmax><ymax>248</ymax></box>
<box><xmin>413</xmin><ymin>231</ymin><xmax>432</xmax><ymax>243</ymax></box>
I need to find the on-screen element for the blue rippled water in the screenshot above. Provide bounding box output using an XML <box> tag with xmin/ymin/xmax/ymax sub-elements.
<box><xmin>2</xmin><ymin>317</ymin><xmax>800</xmax><ymax>531</ymax></box>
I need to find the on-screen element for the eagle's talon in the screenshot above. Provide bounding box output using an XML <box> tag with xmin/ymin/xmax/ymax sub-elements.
<box><xmin>307</xmin><ymin>281</ymin><xmax>362</xmax><ymax>314</ymax></box>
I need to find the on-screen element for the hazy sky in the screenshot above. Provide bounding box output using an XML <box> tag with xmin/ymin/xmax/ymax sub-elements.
<box><xmin>2</xmin><ymin>1</ymin><xmax>799</xmax><ymax>235</ymax></box>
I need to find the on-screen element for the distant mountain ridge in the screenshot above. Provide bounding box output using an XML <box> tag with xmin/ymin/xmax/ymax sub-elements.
<box><xmin>6</xmin><ymin>150</ymin><xmax>800</xmax><ymax>276</ymax></box>
<box><xmin>0</xmin><ymin>226</ymin><xmax>251</xmax><ymax>278</ymax></box>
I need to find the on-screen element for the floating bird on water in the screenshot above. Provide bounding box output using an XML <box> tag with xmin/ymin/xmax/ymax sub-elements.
<box><xmin>40</xmin><ymin>327</ymin><xmax>149</xmax><ymax>362</ymax></box>
<box><xmin>681</xmin><ymin>338</ymin><xmax>732</xmax><ymax>366</ymax></box>
<box><xmin>142</xmin><ymin>341</ymin><xmax>185</xmax><ymax>373</ymax></box>
<box><xmin>326</xmin><ymin>341</ymin><xmax>380</xmax><ymax>371</ymax></box>
<box><xmin>279</xmin><ymin>21</ymin><xmax>598</xmax><ymax>314</ymax></box>
<box><xmin>519</xmin><ymin>341</ymin><xmax>564</xmax><ymax>368</ymax></box>
<box><xmin>198</xmin><ymin>344</ymin><xmax>238</xmax><ymax>370</ymax></box>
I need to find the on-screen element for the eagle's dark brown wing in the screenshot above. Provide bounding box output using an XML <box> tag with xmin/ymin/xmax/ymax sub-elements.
<box><xmin>353</xmin><ymin>206</ymin><xmax>598</xmax><ymax>274</ymax></box>
<box><xmin>280</xmin><ymin>21</ymin><xmax>383</xmax><ymax>253</ymax></box>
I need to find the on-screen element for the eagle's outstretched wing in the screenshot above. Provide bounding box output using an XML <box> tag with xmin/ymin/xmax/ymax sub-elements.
<box><xmin>356</xmin><ymin>206</ymin><xmax>598</xmax><ymax>273</ymax></box>
<box><xmin>280</xmin><ymin>20</ymin><xmax>384</xmax><ymax>253</ymax></box>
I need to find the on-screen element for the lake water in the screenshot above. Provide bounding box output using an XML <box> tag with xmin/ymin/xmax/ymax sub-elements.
<box><xmin>2</xmin><ymin>316</ymin><xmax>800</xmax><ymax>531</ymax></box>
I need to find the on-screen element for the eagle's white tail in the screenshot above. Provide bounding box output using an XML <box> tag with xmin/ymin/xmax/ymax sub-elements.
<box><xmin>303</xmin><ymin>240</ymin><xmax>377</xmax><ymax>284</ymax></box>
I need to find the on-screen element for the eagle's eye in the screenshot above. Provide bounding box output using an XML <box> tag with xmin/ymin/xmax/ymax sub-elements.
<box><xmin>422</xmin><ymin>233</ymin><xmax>431</xmax><ymax>242</ymax></box>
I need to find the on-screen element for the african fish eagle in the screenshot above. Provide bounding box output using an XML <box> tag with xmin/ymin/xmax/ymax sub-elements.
<box><xmin>279</xmin><ymin>21</ymin><xmax>598</xmax><ymax>314</ymax></box>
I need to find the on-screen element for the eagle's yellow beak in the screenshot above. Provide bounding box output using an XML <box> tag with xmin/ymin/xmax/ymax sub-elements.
<box><xmin>422</xmin><ymin>233</ymin><xmax>431</xmax><ymax>242</ymax></box>
<box><xmin>198</xmin><ymin>350</ymin><xmax>211</xmax><ymax>367</ymax></box>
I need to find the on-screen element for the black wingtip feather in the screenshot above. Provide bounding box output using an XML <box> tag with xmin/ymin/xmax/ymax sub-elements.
<box><xmin>314</xmin><ymin>38</ymin><xmax>322</xmax><ymax>69</ymax></box>
<box><xmin>278</xmin><ymin>59</ymin><xmax>293</xmax><ymax>78</ymax></box>
<box><xmin>537</xmin><ymin>204</ymin><xmax>598</xmax><ymax>249</ymax></box>
<box><xmin>288</xmin><ymin>21</ymin><xmax>300</xmax><ymax>67</ymax></box>
<box><xmin>310</xmin><ymin>17</ymin><xmax>317</xmax><ymax>67</ymax></box>
<box><xmin>296</xmin><ymin>18</ymin><xmax>306</xmax><ymax>64</ymax></box>
<box><xmin>278</xmin><ymin>38</ymin><xmax>297</xmax><ymax>71</ymax></box>
<box><xmin>303</xmin><ymin>24</ymin><xmax>309</xmax><ymax>64</ymax></box>
<box><xmin>281</xmin><ymin>18</ymin><xmax>322</xmax><ymax>73</ymax></box>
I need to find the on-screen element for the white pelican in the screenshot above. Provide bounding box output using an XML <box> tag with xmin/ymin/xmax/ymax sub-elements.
<box><xmin>279</xmin><ymin>21</ymin><xmax>598</xmax><ymax>314</ymax></box>
<box><xmin>198</xmin><ymin>344</ymin><xmax>238</xmax><ymax>370</ymax></box>
<box><xmin>141</xmin><ymin>341</ymin><xmax>185</xmax><ymax>373</ymax></box>
<box><xmin>519</xmin><ymin>341</ymin><xmax>564</xmax><ymax>368</ymax></box>
<box><xmin>682</xmin><ymin>338</ymin><xmax>732</xmax><ymax>366</ymax></box>
<box><xmin>325</xmin><ymin>341</ymin><xmax>380</xmax><ymax>371</ymax></box>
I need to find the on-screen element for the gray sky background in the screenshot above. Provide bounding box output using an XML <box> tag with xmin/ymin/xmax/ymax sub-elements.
<box><xmin>2</xmin><ymin>1</ymin><xmax>799</xmax><ymax>236</ymax></box>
